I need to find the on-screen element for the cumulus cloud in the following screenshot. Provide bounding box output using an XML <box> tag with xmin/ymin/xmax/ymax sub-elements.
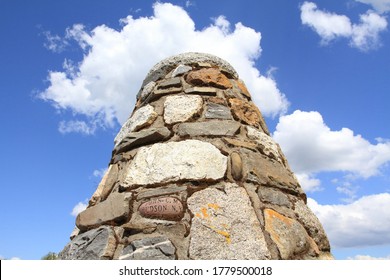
<box><xmin>348</xmin><ymin>254</ymin><xmax>390</xmax><ymax>260</ymax></box>
<box><xmin>58</xmin><ymin>120</ymin><xmax>97</xmax><ymax>135</ymax></box>
<box><xmin>300</xmin><ymin>1</ymin><xmax>387</xmax><ymax>51</ymax></box>
<box><xmin>356</xmin><ymin>0</ymin><xmax>390</xmax><ymax>13</ymax></box>
<box><xmin>308</xmin><ymin>193</ymin><xmax>390</xmax><ymax>247</ymax></box>
<box><xmin>39</xmin><ymin>2</ymin><xmax>288</xmax><ymax>134</ymax></box>
<box><xmin>273</xmin><ymin>110</ymin><xmax>390</xmax><ymax>179</ymax></box>
<box><xmin>71</xmin><ymin>201</ymin><xmax>87</xmax><ymax>217</ymax></box>
<box><xmin>295</xmin><ymin>173</ymin><xmax>322</xmax><ymax>192</ymax></box>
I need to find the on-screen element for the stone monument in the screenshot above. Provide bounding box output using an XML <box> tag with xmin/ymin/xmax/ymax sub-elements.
<box><xmin>59</xmin><ymin>52</ymin><xmax>332</xmax><ymax>260</ymax></box>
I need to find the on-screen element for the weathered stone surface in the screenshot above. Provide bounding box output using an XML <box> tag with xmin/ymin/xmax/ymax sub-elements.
<box><xmin>187</xmin><ymin>183</ymin><xmax>271</xmax><ymax>259</ymax></box>
<box><xmin>176</xmin><ymin>120</ymin><xmax>240</xmax><ymax>137</ymax></box>
<box><xmin>139</xmin><ymin>197</ymin><xmax>184</xmax><ymax>221</ymax></box>
<box><xmin>76</xmin><ymin>192</ymin><xmax>132</xmax><ymax>231</ymax></box>
<box><xmin>115</xmin><ymin>105</ymin><xmax>158</xmax><ymax>145</ymax></box>
<box><xmin>246</xmin><ymin>126</ymin><xmax>283</xmax><ymax>163</ymax></box>
<box><xmin>113</xmin><ymin>127</ymin><xmax>171</xmax><ymax>155</ymax></box>
<box><xmin>158</xmin><ymin>77</ymin><xmax>181</xmax><ymax>89</ymax></box>
<box><xmin>138</xmin><ymin>53</ymin><xmax>238</xmax><ymax>93</ymax></box>
<box><xmin>172</xmin><ymin>64</ymin><xmax>192</xmax><ymax>77</ymax></box>
<box><xmin>164</xmin><ymin>95</ymin><xmax>203</xmax><ymax>124</ymax></box>
<box><xmin>236</xmin><ymin>80</ymin><xmax>251</xmax><ymax>98</ymax></box>
<box><xmin>59</xmin><ymin>226</ymin><xmax>117</xmax><ymax>260</ymax></box>
<box><xmin>264</xmin><ymin>209</ymin><xmax>310</xmax><ymax>259</ymax></box>
<box><xmin>184</xmin><ymin>87</ymin><xmax>217</xmax><ymax>96</ymax></box>
<box><xmin>229</xmin><ymin>98</ymin><xmax>269</xmax><ymax>134</ymax></box>
<box><xmin>240</xmin><ymin>149</ymin><xmax>302</xmax><ymax>195</ymax></box>
<box><xmin>230</xmin><ymin>152</ymin><xmax>243</xmax><ymax>180</ymax></box>
<box><xmin>186</xmin><ymin>68</ymin><xmax>232</xmax><ymax>89</ymax></box>
<box><xmin>223</xmin><ymin>138</ymin><xmax>258</xmax><ymax>150</ymax></box>
<box><xmin>70</xmin><ymin>226</ymin><xmax>80</xmax><ymax>240</ymax></box>
<box><xmin>89</xmin><ymin>164</ymin><xmax>118</xmax><ymax>206</ymax></box>
<box><xmin>136</xmin><ymin>184</ymin><xmax>187</xmax><ymax>200</ymax></box>
<box><xmin>123</xmin><ymin>140</ymin><xmax>227</xmax><ymax>187</ymax></box>
<box><xmin>139</xmin><ymin>81</ymin><xmax>156</xmax><ymax>101</ymax></box>
<box><xmin>153</xmin><ymin>87</ymin><xmax>183</xmax><ymax>98</ymax></box>
<box><xmin>119</xmin><ymin>235</ymin><xmax>176</xmax><ymax>260</ymax></box>
<box><xmin>258</xmin><ymin>187</ymin><xmax>292</xmax><ymax>208</ymax></box>
<box><xmin>294</xmin><ymin>200</ymin><xmax>331</xmax><ymax>251</ymax></box>
<box><xmin>205</xmin><ymin>103</ymin><xmax>232</xmax><ymax>119</ymax></box>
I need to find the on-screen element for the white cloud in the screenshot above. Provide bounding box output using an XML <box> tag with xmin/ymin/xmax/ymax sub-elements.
<box><xmin>295</xmin><ymin>173</ymin><xmax>322</xmax><ymax>192</ymax></box>
<box><xmin>58</xmin><ymin>120</ymin><xmax>97</xmax><ymax>135</ymax></box>
<box><xmin>356</xmin><ymin>0</ymin><xmax>390</xmax><ymax>13</ymax></box>
<box><xmin>273</xmin><ymin>110</ymin><xmax>390</xmax><ymax>178</ymax></box>
<box><xmin>348</xmin><ymin>254</ymin><xmax>390</xmax><ymax>260</ymax></box>
<box><xmin>308</xmin><ymin>193</ymin><xmax>390</xmax><ymax>247</ymax></box>
<box><xmin>71</xmin><ymin>201</ymin><xmax>87</xmax><ymax>217</ymax></box>
<box><xmin>300</xmin><ymin>1</ymin><xmax>387</xmax><ymax>51</ymax></box>
<box><xmin>39</xmin><ymin>2</ymin><xmax>288</xmax><ymax>134</ymax></box>
<box><xmin>92</xmin><ymin>168</ymin><xmax>107</xmax><ymax>179</ymax></box>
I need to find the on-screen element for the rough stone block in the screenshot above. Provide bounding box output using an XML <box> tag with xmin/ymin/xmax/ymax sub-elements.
<box><xmin>139</xmin><ymin>197</ymin><xmax>184</xmax><ymax>221</ymax></box>
<box><xmin>186</xmin><ymin>68</ymin><xmax>232</xmax><ymax>89</ymax></box>
<box><xmin>176</xmin><ymin>120</ymin><xmax>240</xmax><ymax>137</ymax></box>
<box><xmin>119</xmin><ymin>236</ymin><xmax>176</xmax><ymax>260</ymax></box>
<box><xmin>164</xmin><ymin>95</ymin><xmax>203</xmax><ymax>124</ymax></box>
<box><xmin>123</xmin><ymin>140</ymin><xmax>227</xmax><ymax>187</ymax></box>
<box><xmin>205</xmin><ymin>103</ymin><xmax>232</xmax><ymax>119</ymax></box>
<box><xmin>187</xmin><ymin>183</ymin><xmax>271</xmax><ymax>259</ymax></box>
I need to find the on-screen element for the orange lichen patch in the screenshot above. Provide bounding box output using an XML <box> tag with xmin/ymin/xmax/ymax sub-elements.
<box><xmin>186</xmin><ymin>68</ymin><xmax>232</xmax><ymax>89</ymax></box>
<box><xmin>264</xmin><ymin>209</ymin><xmax>292</xmax><ymax>226</ymax></box>
<box><xmin>207</xmin><ymin>203</ymin><xmax>220</xmax><ymax>210</ymax></box>
<box><xmin>215</xmin><ymin>229</ymin><xmax>231</xmax><ymax>244</ymax></box>
<box><xmin>195</xmin><ymin>213</ymin><xmax>202</xmax><ymax>218</ymax></box>
<box><xmin>201</xmin><ymin>207</ymin><xmax>209</xmax><ymax>218</ymax></box>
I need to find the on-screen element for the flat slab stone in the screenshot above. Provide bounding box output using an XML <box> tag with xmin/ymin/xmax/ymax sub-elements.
<box><xmin>123</xmin><ymin>140</ymin><xmax>227</xmax><ymax>187</ymax></box>
<box><xmin>184</xmin><ymin>87</ymin><xmax>217</xmax><ymax>96</ymax></box>
<box><xmin>76</xmin><ymin>192</ymin><xmax>132</xmax><ymax>231</ymax></box>
<box><xmin>176</xmin><ymin>120</ymin><xmax>240</xmax><ymax>137</ymax></box>
<box><xmin>136</xmin><ymin>184</ymin><xmax>187</xmax><ymax>200</ymax></box>
<box><xmin>205</xmin><ymin>103</ymin><xmax>232</xmax><ymax>119</ymax></box>
<box><xmin>139</xmin><ymin>197</ymin><xmax>184</xmax><ymax>221</ymax></box>
<box><xmin>164</xmin><ymin>95</ymin><xmax>203</xmax><ymax>124</ymax></box>
<box><xmin>187</xmin><ymin>183</ymin><xmax>270</xmax><ymax>259</ymax></box>
<box><xmin>113</xmin><ymin>127</ymin><xmax>171</xmax><ymax>154</ymax></box>
<box><xmin>115</xmin><ymin>104</ymin><xmax>158</xmax><ymax>145</ymax></box>
<box><xmin>240</xmin><ymin>149</ymin><xmax>302</xmax><ymax>195</ymax></box>
<box><xmin>171</xmin><ymin>64</ymin><xmax>192</xmax><ymax>77</ymax></box>
<box><xmin>158</xmin><ymin>77</ymin><xmax>181</xmax><ymax>89</ymax></box>
<box><xmin>119</xmin><ymin>236</ymin><xmax>176</xmax><ymax>260</ymax></box>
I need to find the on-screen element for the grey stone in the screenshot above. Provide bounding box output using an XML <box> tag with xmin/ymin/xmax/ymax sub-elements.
<box><xmin>205</xmin><ymin>103</ymin><xmax>232</xmax><ymax>119</ymax></box>
<box><xmin>294</xmin><ymin>200</ymin><xmax>331</xmax><ymax>251</ymax></box>
<box><xmin>139</xmin><ymin>81</ymin><xmax>156</xmax><ymax>101</ymax></box>
<box><xmin>119</xmin><ymin>236</ymin><xmax>176</xmax><ymax>260</ymax></box>
<box><xmin>240</xmin><ymin>149</ymin><xmax>302</xmax><ymax>195</ymax></box>
<box><xmin>153</xmin><ymin>87</ymin><xmax>183</xmax><ymax>97</ymax></box>
<box><xmin>172</xmin><ymin>64</ymin><xmax>192</xmax><ymax>77</ymax></box>
<box><xmin>264</xmin><ymin>208</ymin><xmax>310</xmax><ymax>259</ymax></box>
<box><xmin>164</xmin><ymin>95</ymin><xmax>203</xmax><ymax>124</ymax></box>
<box><xmin>176</xmin><ymin>120</ymin><xmax>240</xmax><ymax>137</ymax></box>
<box><xmin>158</xmin><ymin>77</ymin><xmax>181</xmax><ymax>89</ymax></box>
<box><xmin>187</xmin><ymin>183</ymin><xmax>271</xmax><ymax>260</ymax></box>
<box><xmin>258</xmin><ymin>187</ymin><xmax>292</xmax><ymax>208</ymax></box>
<box><xmin>59</xmin><ymin>226</ymin><xmax>117</xmax><ymax>260</ymax></box>
<box><xmin>114</xmin><ymin>105</ymin><xmax>158</xmax><ymax>145</ymax></box>
<box><xmin>123</xmin><ymin>140</ymin><xmax>227</xmax><ymax>187</ymax></box>
<box><xmin>76</xmin><ymin>192</ymin><xmax>132</xmax><ymax>231</ymax></box>
<box><xmin>136</xmin><ymin>184</ymin><xmax>187</xmax><ymax>200</ymax></box>
<box><xmin>185</xmin><ymin>87</ymin><xmax>217</xmax><ymax>96</ymax></box>
<box><xmin>113</xmin><ymin>127</ymin><xmax>171</xmax><ymax>155</ymax></box>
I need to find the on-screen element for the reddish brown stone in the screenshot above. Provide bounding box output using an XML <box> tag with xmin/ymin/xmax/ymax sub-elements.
<box><xmin>236</xmin><ymin>80</ymin><xmax>251</xmax><ymax>99</ymax></box>
<box><xmin>228</xmin><ymin>98</ymin><xmax>269</xmax><ymax>133</ymax></box>
<box><xmin>139</xmin><ymin>197</ymin><xmax>184</xmax><ymax>221</ymax></box>
<box><xmin>186</xmin><ymin>68</ymin><xmax>232</xmax><ymax>89</ymax></box>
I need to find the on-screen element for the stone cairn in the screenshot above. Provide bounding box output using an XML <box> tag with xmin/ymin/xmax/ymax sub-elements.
<box><xmin>59</xmin><ymin>53</ymin><xmax>332</xmax><ymax>260</ymax></box>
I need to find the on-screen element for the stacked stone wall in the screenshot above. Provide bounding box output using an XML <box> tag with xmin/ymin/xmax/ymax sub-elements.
<box><xmin>59</xmin><ymin>53</ymin><xmax>332</xmax><ymax>260</ymax></box>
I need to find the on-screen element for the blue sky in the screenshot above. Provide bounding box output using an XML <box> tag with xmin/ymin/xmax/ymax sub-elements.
<box><xmin>1</xmin><ymin>0</ymin><xmax>390</xmax><ymax>260</ymax></box>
